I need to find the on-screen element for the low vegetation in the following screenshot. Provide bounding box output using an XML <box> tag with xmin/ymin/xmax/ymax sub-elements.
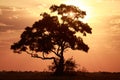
<box><xmin>0</xmin><ymin>71</ymin><xmax>120</xmax><ymax>80</ymax></box>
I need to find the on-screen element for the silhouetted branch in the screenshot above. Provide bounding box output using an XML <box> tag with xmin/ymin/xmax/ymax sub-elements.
<box><xmin>25</xmin><ymin>51</ymin><xmax>33</xmax><ymax>55</ymax></box>
<box><xmin>25</xmin><ymin>50</ymin><xmax>58</xmax><ymax>66</ymax></box>
<box><xmin>42</xmin><ymin>52</ymin><xmax>58</xmax><ymax>66</ymax></box>
<box><xmin>51</xmin><ymin>50</ymin><xmax>61</xmax><ymax>57</ymax></box>
<box><xmin>57</xmin><ymin>46</ymin><xmax>60</xmax><ymax>54</ymax></box>
<box><xmin>25</xmin><ymin>51</ymin><xmax>54</xmax><ymax>60</ymax></box>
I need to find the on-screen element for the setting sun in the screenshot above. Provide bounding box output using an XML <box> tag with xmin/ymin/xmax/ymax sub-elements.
<box><xmin>64</xmin><ymin>0</ymin><xmax>92</xmax><ymax>23</ymax></box>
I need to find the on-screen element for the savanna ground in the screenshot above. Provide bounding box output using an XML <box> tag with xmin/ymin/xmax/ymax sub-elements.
<box><xmin>0</xmin><ymin>71</ymin><xmax>120</xmax><ymax>80</ymax></box>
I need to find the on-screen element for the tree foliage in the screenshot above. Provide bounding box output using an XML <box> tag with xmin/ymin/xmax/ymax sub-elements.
<box><xmin>11</xmin><ymin>4</ymin><xmax>92</xmax><ymax>75</ymax></box>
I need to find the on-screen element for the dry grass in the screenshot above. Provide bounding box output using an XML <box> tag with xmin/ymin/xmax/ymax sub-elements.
<box><xmin>0</xmin><ymin>71</ymin><xmax>120</xmax><ymax>80</ymax></box>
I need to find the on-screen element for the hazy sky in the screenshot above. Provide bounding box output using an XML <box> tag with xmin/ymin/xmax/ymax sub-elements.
<box><xmin>0</xmin><ymin>0</ymin><xmax>120</xmax><ymax>72</ymax></box>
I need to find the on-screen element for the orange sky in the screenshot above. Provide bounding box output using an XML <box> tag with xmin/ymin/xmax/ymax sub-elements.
<box><xmin>0</xmin><ymin>0</ymin><xmax>120</xmax><ymax>72</ymax></box>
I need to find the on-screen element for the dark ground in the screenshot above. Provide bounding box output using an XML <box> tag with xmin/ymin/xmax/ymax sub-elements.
<box><xmin>0</xmin><ymin>71</ymin><xmax>120</xmax><ymax>80</ymax></box>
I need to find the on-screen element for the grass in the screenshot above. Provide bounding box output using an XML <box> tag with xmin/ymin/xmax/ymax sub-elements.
<box><xmin>0</xmin><ymin>71</ymin><xmax>120</xmax><ymax>80</ymax></box>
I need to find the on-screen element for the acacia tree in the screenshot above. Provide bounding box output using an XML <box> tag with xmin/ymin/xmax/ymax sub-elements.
<box><xmin>11</xmin><ymin>4</ymin><xmax>92</xmax><ymax>75</ymax></box>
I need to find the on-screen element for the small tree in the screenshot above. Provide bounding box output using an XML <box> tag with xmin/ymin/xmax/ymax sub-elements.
<box><xmin>11</xmin><ymin>4</ymin><xmax>92</xmax><ymax>75</ymax></box>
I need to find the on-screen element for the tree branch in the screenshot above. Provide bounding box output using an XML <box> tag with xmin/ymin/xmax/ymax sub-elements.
<box><xmin>57</xmin><ymin>46</ymin><xmax>61</xmax><ymax>55</ymax></box>
<box><xmin>25</xmin><ymin>51</ymin><xmax>58</xmax><ymax>66</ymax></box>
<box><xmin>25</xmin><ymin>51</ymin><xmax>33</xmax><ymax>55</ymax></box>
<box><xmin>51</xmin><ymin>50</ymin><xmax>61</xmax><ymax>57</ymax></box>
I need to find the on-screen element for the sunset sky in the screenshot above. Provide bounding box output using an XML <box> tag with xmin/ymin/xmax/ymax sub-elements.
<box><xmin>0</xmin><ymin>0</ymin><xmax>120</xmax><ymax>72</ymax></box>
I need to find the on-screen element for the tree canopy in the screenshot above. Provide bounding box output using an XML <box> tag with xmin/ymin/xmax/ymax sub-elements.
<box><xmin>11</xmin><ymin>4</ymin><xmax>92</xmax><ymax>75</ymax></box>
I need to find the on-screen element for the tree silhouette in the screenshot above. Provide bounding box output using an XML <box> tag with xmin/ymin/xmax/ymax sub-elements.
<box><xmin>11</xmin><ymin>4</ymin><xmax>92</xmax><ymax>75</ymax></box>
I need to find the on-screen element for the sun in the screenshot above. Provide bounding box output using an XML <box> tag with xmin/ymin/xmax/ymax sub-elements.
<box><xmin>64</xmin><ymin>0</ymin><xmax>91</xmax><ymax>23</ymax></box>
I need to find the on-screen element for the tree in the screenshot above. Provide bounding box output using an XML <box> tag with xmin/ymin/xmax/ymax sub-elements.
<box><xmin>11</xmin><ymin>4</ymin><xmax>92</xmax><ymax>75</ymax></box>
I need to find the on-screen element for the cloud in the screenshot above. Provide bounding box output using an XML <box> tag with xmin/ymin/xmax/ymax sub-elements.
<box><xmin>0</xmin><ymin>5</ymin><xmax>38</xmax><ymax>33</ymax></box>
<box><xmin>0</xmin><ymin>6</ymin><xmax>27</xmax><ymax>18</ymax></box>
<box><xmin>32</xmin><ymin>3</ymin><xmax>48</xmax><ymax>8</ymax></box>
<box><xmin>110</xmin><ymin>16</ymin><xmax>120</xmax><ymax>25</ymax></box>
<box><xmin>109</xmin><ymin>16</ymin><xmax>120</xmax><ymax>33</ymax></box>
<box><xmin>0</xmin><ymin>22</ymin><xmax>14</xmax><ymax>32</ymax></box>
<box><xmin>0</xmin><ymin>5</ymin><xmax>24</xmax><ymax>11</ymax></box>
<box><xmin>0</xmin><ymin>9</ymin><xmax>2</xmax><ymax>15</ymax></box>
<box><xmin>0</xmin><ymin>22</ymin><xmax>12</xmax><ymax>27</ymax></box>
<box><xmin>104</xmin><ymin>15</ymin><xmax>120</xmax><ymax>50</ymax></box>
<box><xmin>92</xmin><ymin>15</ymin><xmax>120</xmax><ymax>52</ymax></box>
<box><xmin>0</xmin><ymin>5</ymin><xmax>39</xmax><ymax>19</ymax></box>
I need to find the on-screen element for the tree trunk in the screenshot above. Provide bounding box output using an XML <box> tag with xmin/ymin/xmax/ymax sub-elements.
<box><xmin>54</xmin><ymin>50</ymin><xmax>64</xmax><ymax>75</ymax></box>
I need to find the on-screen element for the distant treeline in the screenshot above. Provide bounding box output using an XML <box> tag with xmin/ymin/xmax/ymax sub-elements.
<box><xmin>0</xmin><ymin>71</ymin><xmax>120</xmax><ymax>80</ymax></box>
<box><xmin>0</xmin><ymin>70</ymin><xmax>120</xmax><ymax>73</ymax></box>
